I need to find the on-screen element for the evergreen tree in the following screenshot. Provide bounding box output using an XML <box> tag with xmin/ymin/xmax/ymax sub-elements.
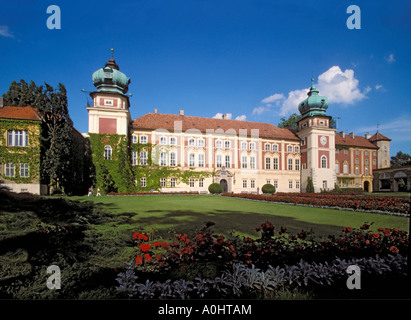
<box><xmin>306</xmin><ymin>176</ymin><xmax>315</xmax><ymax>193</ymax></box>
<box><xmin>390</xmin><ymin>151</ymin><xmax>411</xmax><ymax>167</ymax></box>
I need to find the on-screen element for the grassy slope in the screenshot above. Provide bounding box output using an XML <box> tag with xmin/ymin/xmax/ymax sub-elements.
<box><xmin>73</xmin><ymin>195</ymin><xmax>410</xmax><ymax>240</ymax></box>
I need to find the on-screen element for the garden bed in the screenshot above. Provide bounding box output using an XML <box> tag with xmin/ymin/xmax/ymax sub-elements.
<box><xmin>222</xmin><ymin>192</ymin><xmax>410</xmax><ymax>217</ymax></box>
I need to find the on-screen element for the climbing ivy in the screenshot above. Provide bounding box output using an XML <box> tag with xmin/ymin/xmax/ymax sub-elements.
<box><xmin>0</xmin><ymin>119</ymin><xmax>41</xmax><ymax>184</ymax></box>
<box><xmin>88</xmin><ymin>133</ymin><xmax>212</xmax><ymax>194</ymax></box>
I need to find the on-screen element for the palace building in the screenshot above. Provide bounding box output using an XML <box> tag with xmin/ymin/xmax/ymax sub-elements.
<box><xmin>82</xmin><ymin>51</ymin><xmax>391</xmax><ymax>194</ymax></box>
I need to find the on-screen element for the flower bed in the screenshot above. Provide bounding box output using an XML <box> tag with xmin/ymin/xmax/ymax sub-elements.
<box><xmin>117</xmin><ymin>221</ymin><xmax>409</xmax><ymax>299</ymax></box>
<box><xmin>222</xmin><ymin>192</ymin><xmax>410</xmax><ymax>216</ymax></box>
<box><xmin>107</xmin><ymin>191</ymin><xmax>200</xmax><ymax>196</ymax></box>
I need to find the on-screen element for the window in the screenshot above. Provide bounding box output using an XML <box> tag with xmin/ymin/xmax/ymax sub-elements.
<box><xmin>288</xmin><ymin>158</ymin><xmax>293</xmax><ymax>170</ymax></box>
<box><xmin>170</xmin><ymin>178</ymin><xmax>176</xmax><ymax>187</ymax></box>
<box><xmin>104</xmin><ymin>145</ymin><xmax>112</xmax><ymax>160</ymax></box>
<box><xmin>198</xmin><ymin>139</ymin><xmax>204</xmax><ymax>147</ymax></box>
<box><xmin>273</xmin><ymin>180</ymin><xmax>278</xmax><ymax>189</ymax></box>
<box><xmin>132</xmin><ymin>135</ymin><xmax>138</xmax><ymax>144</ymax></box>
<box><xmin>323</xmin><ymin>180</ymin><xmax>327</xmax><ymax>190</ymax></box>
<box><xmin>132</xmin><ymin>151</ymin><xmax>138</xmax><ymax>165</ymax></box>
<box><xmin>296</xmin><ymin>180</ymin><xmax>300</xmax><ymax>189</ymax></box>
<box><xmin>294</xmin><ymin>146</ymin><xmax>300</xmax><ymax>153</ymax></box>
<box><xmin>241</xmin><ymin>141</ymin><xmax>247</xmax><ymax>150</ymax></box>
<box><xmin>336</xmin><ymin>149</ymin><xmax>339</xmax><ymax>154</ymax></box>
<box><xmin>8</xmin><ymin>130</ymin><xmax>28</xmax><ymax>147</ymax></box>
<box><xmin>242</xmin><ymin>179</ymin><xmax>247</xmax><ymax>188</ymax></box>
<box><xmin>189</xmin><ymin>138</ymin><xmax>195</xmax><ymax>147</ymax></box>
<box><xmin>250</xmin><ymin>156</ymin><xmax>256</xmax><ymax>169</ymax></box>
<box><xmin>241</xmin><ymin>156</ymin><xmax>247</xmax><ymax>169</ymax></box>
<box><xmin>140</xmin><ymin>151</ymin><xmax>147</xmax><ymax>165</ymax></box>
<box><xmin>160</xmin><ymin>178</ymin><xmax>166</xmax><ymax>187</ymax></box>
<box><xmin>249</xmin><ymin>142</ymin><xmax>255</xmax><ymax>150</ymax></box>
<box><xmin>344</xmin><ymin>149</ymin><xmax>348</xmax><ymax>155</ymax></box>
<box><xmin>250</xmin><ymin>180</ymin><xmax>255</xmax><ymax>188</ymax></box>
<box><xmin>216</xmin><ymin>154</ymin><xmax>222</xmax><ymax>167</ymax></box>
<box><xmin>287</xmin><ymin>145</ymin><xmax>293</xmax><ymax>152</ymax></box>
<box><xmin>266</xmin><ymin>180</ymin><xmax>271</xmax><ymax>185</ymax></box>
<box><xmin>265</xmin><ymin>157</ymin><xmax>271</xmax><ymax>170</ymax></box>
<box><xmin>225</xmin><ymin>155</ymin><xmax>230</xmax><ymax>168</ymax></box>
<box><xmin>355</xmin><ymin>166</ymin><xmax>359</xmax><ymax>175</ymax></box>
<box><xmin>20</xmin><ymin>163</ymin><xmax>29</xmax><ymax>177</ymax></box>
<box><xmin>224</xmin><ymin>140</ymin><xmax>230</xmax><ymax>149</ymax></box>
<box><xmin>295</xmin><ymin>159</ymin><xmax>300</xmax><ymax>171</ymax></box>
<box><xmin>272</xmin><ymin>144</ymin><xmax>278</xmax><ymax>152</ymax></box>
<box><xmin>189</xmin><ymin>154</ymin><xmax>195</xmax><ymax>167</ymax></box>
<box><xmin>336</xmin><ymin>162</ymin><xmax>340</xmax><ymax>174</ymax></box>
<box><xmin>365</xmin><ymin>159</ymin><xmax>368</xmax><ymax>165</ymax></box>
<box><xmin>104</xmin><ymin>99</ymin><xmax>113</xmax><ymax>105</ymax></box>
<box><xmin>365</xmin><ymin>167</ymin><xmax>369</xmax><ymax>175</ymax></box>
<box><xmin>373</xmin><ymin>151</ymin><xmax>376</xmax><ymax>156</ymax></box>
<box><xmin>355</xmin><ymin>158</ymin><xmax>359</xmax><ymax>164</ymax></box>
<box><xmin>140</xmin><ymin>177</ymin><xmax>146</xmax><ymax>187</ymax></box>
<box><xmin>160</xmin><ymin>137</ymin><xmax>167</xmax><ymax>145</ymax></box>
<box><xmin>189</xmin><ymin>178</ymin><xmax>195</xmax><ymax>187</ymax></box>
<box><xmin>343</xmin><ymin>163</ymin><xmax>348</xmax><ymax>174</ymax></box>
<box><xmin>160</xmin><ymin>152</ymin><xmax>167</xmax><ymax>166</ymax></box>
<box><xmin>216</xmin><ymin>140</ymin><xmax>222</xmax><ymax>148</ymax></box>
<box><xmin>273</xmin><ymin>158</ymin><xmax>279</xmax><ymax>170</ymax></box>
<box><xmin>373</xmin><ymin>159</ymin><xmax>376</xmax><ymax>165</ymax></box>
<box><xmin>5</xmin><ymin>163</ymin><xmax>15</xmax><ymax>177</ymax></box>
<box><xmin>198</xmin><ymin>154</ymin><xmax>204</xmax><ymax>167</ymax></box>
<box><xmin>321</xmin><ymin>156</ymin><xmax>327</xmax><ymax>168</ymax></box>
<box><xmin>365</xmin><ymin>151</ymin><xmax>368</xmax><ymax>156</ymax></box>
<box><xmin>199</xmin><ymin>179</ymin><xmax>204</xmax><ymax>188</ymax></box>
<box><xmin>170</xmin><ymin>137</ymin><xmax>176</xmax><ymax>145</ymax></box>
<box><xmin>140</xmin><ymin>136</ymin><xmax>147</xmax><ymax>144</ymax></box>
<box><xmin>170</xmin><ymin>153</ymin><xmax>176</xmax><ymax>166</ymax></box>
<box><xmin>289</xmin><ymin>180</ymin><xmax>293</xmax><ymax>189</ymax></box>
<box><xmin>355</xmin><ymin>150</ymin><xmax>359</xmax><ymax>155</ymax></box>
<box><xmin>265</xmin><ymin>143</ymin><xmax>271</xmax><ymax>151</ymax></box>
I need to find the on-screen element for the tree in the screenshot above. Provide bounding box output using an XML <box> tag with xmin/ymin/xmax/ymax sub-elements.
<box><xmin>390</xmin><ymin>151</ymin><xmax>411</xmax><ymax>167</ymax></box>
<box><xmin>3</xmin><ymin>80</ymin><xmax>81</xmax><ymax>193</ymax></box>
<box><xmin>278</xmin><ymin>112</ymin><xmax>336</xmax><ymax>131</ymax></box>
<box><xmin>306</xmin><ymin>176</ymin><xmax>315</xmax><ymax>193</ymax></box>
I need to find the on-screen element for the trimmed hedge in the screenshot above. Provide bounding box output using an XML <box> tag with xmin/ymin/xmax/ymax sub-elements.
<box><xmin>208</xmin><ymin>183</ymin><xmax>223</xmax><ymax>194</ymax></box>
<box><xmin>261</xmin><ymin>184</ymin><xmax>276</xmax><ymax>194</ymax></box>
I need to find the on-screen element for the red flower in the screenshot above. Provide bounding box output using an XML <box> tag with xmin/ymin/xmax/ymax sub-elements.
<box><xmin>161</xmin><ymin>242</ymin><xmax>169</xmax><ymax>249</ymax></box>
<box><xmin>373</xmin><ymin>233</ymin><xmax>380</xmax><ymax>239</ymax></box>
<box><xmin>139</xmin><ymin>244</ymin><xmax>151</xmax><ymax>252</ymax></box>
<box><xmin>144</xmin><ymin>253</ymin><xmax>153</xmax><ymax>262</ymax></box>
<box><xmin>135</xmin><ymin>256</ymin><xmax>143</xmax><ymax>265</ymax></box>
<box><xmin>389</xmin><ymin>246</ymin><xmax>400</xmax><ymax>254</ymax></box>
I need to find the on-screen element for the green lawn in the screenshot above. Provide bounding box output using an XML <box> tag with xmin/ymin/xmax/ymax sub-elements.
<box><xmin>73</xmin><ymin>195</ymin><xmax>410</xmax><ymax>240</ymax></box>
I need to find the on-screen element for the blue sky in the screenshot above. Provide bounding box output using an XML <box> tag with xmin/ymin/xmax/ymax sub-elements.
<box><xmin>1</xmin><ymin>0</ymin><xmax>410</xmax><ymax>156</ymax></box>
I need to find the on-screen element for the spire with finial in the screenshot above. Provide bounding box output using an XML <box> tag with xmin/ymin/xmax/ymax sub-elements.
<box><xmin>105</xmin><ymin>47</ymin><xmax>119</xmax><ymax>70</ymax></box>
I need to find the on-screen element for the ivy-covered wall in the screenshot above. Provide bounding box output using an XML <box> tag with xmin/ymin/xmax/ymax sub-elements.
<box><xmin>88</xmin><ymin>133</ymin><xmax>212</xmax><ymax>194</ymax></box>
<box><xmin>0</xmin><ymin>118</ymin><xmax>41</xmax><ymax>184</ymax></box>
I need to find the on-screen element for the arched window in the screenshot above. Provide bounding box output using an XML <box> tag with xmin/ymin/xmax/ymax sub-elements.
<box><xmin>241</xmin><ymin>141</ymin><xmax>247</xmax><ymax>150</ymax></box>
<box><xmin>140</xmin><ymin>136</ymin><xmax>147</xmax><ymax>144</ymax></box>
<box><xmin>104</xmin><ymin>145</ymin><xmax>112</xmax><ymax>160</ymax></box>
<box><xmin>321</xmin><ymin>155</ymin><xmax>327</xmax><ymax>168</ymax></box>
<box><xmin>160</xmin><ymin>137</ymin><xmax>167</xmax><ymax>145</ymax></box>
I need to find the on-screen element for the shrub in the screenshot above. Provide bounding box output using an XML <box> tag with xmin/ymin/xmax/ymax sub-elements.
<box><xmin>306</xmin><ymin>177</ymin><xmax>315</xmax><ymax>193</ymax></box>
<box><xmin>261</xmin><ymin>184</ymin><xmax>276</xmax><ymax>194</ymax></box>
<box><xmin>208</xmin><ymin>183</ymin><xmax>223</xmax><ymax>194</ymax></box>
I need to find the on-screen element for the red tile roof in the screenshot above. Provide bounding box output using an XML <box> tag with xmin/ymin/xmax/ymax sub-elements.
<box><xmin>132</xmin><ymin>113</ymin><xmax>300</xmax><ymax>141</ymax></box>
<box><xmin>0</xmin><ymin>106</ymin><xmax>41</xmax><ymax>121</ymax></box>
<box><xmin>369</xmin><ymin>132</ymin><xmax>391</xmax><ymax>142</ymax></box>
<box><xmin>335</xmin><ymin>132</ymin><xmax>378</xmax><ymax>149</ymax></box>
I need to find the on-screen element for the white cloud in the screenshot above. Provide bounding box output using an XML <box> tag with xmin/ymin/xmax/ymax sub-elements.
<box><xmin>385</xmin><ymin>53</ymin><xmax>395</xmax><ymax>64</ymax></box>
<box><xmin>0</xmin><ymin>25</ymin><xmax>14</xmax><ymax>38</ymax></box>
<box><xmin>279</xmin><ymin>88</ymin><xmax>309</xmax><ymax>116</ymax></box>
<box><xmin>261</xmin><ymin>93</ymin><xmax>285</xmax><ymax>105</ymax></box>
<box><xmin>252</xmin><ymin>106</ymin><xmax>269</xmax><ymax>115</ymax></box>
<box><xmin>212</xmin><ymin>112</ymin><xmax>245</xmax><ymax>121</ymax></box>
<box><xmin>316</xmin><ymin>66</ymin><xmax>369</xmax><ymax>105</ymax></box>
<box><xmin>235</xmin><ymin>115</ymin><xmax>247</xmax><ymax>121</ymax></box>
<box><xmin>375</xmin><ymin>84</ymin><xmax>383</xmax><ymax>90</ymax></box>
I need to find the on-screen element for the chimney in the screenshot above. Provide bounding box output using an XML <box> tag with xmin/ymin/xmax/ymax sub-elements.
<box><xmin>179</xmin><ymin>109</ymin><xmax>184</xmax><ymax>116</ymax></box>
<box><xmin>349</xmin><ymin>132</ymin><xmax>355</xmax><ymax>139</ymax></box>
<box><xmin>154</xmin><ymin>108</ymin><xmax>158</xmax><ymax>113</ymax></box>
<box><xmin>340</xmin><ymin>131</ymin><xmax>345</xmax><ymax>138</ymax></box>
<box><xmin>365</xmin><ymin>132</ymin><xmax>371</xmax><ymax>139</ymax></box>
<box><xmin>0</xmin><ymin>97</ymin><xmax>3</xmax><ymax>108</ymax></box>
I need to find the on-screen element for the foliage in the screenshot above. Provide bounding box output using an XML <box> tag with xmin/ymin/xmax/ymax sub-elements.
<box><xmin>261</xmin><ymin>183</ymin><xmax>276</xmax><ymax>194</ymax></box>
<box><xmin>208</xmin><ymin>183</ymin><xmax>223</xmax><ymax>194</ymax></box>
<box><xmin>306</xmin><ymin>176</ymin><xmax>315</xmax><ymax>193</ymax></box>
<box><xmin>278</xmin><ymin>112</ymin><xmax>336</xmax><ymax>131</ymax></box>
<box><xmin>390</xmin><ymin>151</ymin><xmax>411</xmax><ymax>167</ymax></box>
<box><xmin>222</xmin><ymin>192</ymin><xmax>410</xmax><ymax>215</ymax></box>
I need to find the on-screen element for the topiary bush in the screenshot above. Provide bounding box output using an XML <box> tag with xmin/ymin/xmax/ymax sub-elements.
<box><xmin>208</xmin><ymin>183</ymin><xmax>223</xmax><ymax>194</ymax></box>
<box><xmin>261</xmin><ymin>184</ymin><xmax>276</xmax><ymax>194</ymax></box>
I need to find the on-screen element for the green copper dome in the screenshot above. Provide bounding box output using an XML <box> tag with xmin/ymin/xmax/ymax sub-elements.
<box><xmin>92</xmin><ymin>48</ymin><xmax>130</xmax><ymax>95</ymax></box>
<box><xmin>298</xmin><ymin>78</ymin><xmax>328</xmax><ymax>118</ymax></box>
